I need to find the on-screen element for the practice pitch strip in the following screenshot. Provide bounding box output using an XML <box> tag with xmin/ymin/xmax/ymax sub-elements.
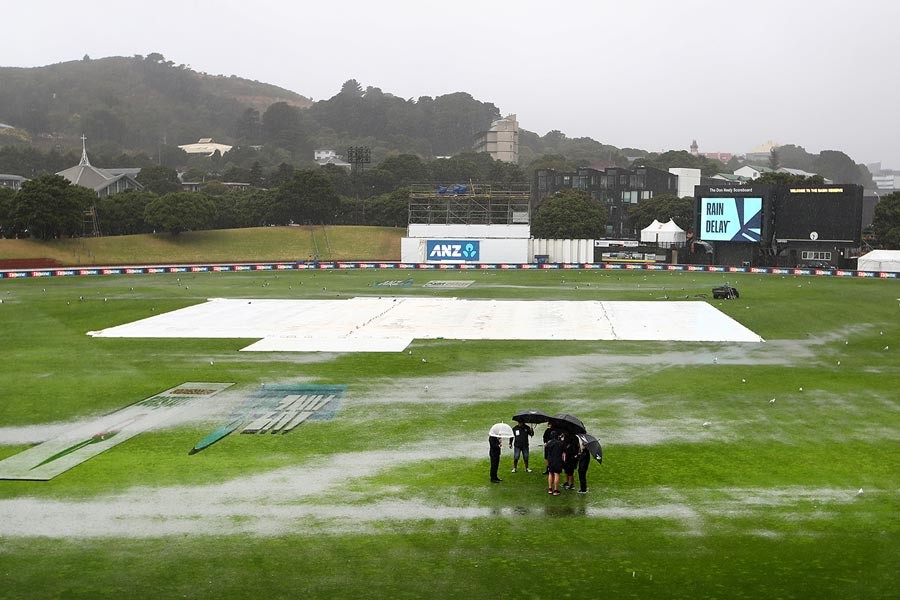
<box><xmin>88</xmin><ymin>297</ymin><xmax>764</xmax><ymax>352</ymax></box>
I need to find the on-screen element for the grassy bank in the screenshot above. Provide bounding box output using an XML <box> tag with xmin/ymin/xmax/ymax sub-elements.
<box><xmin>0</xmin><ymin>225</ymin><xmax>404</xmax><ymax>265</ymax></box>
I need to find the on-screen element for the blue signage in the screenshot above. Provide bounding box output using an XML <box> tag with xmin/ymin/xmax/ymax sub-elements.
<box><xmin>426</xmin><ymin>240</ymin><xmax>480</xmax><ymax>261</ymax></box>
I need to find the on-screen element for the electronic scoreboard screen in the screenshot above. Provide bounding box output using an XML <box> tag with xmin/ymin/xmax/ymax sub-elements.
<box><xmin>698</xmin><ymin>197</ymin><xmax>763</xmax><ymax>242</ymax></box>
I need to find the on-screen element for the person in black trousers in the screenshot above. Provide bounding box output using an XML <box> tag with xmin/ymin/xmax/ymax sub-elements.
<box><xmin>489</xmin><ymin>435</ymin><xmax>502</xmax><ymax>483</ymax></box>
<box><xmin>541</xmin><ymin>422</ymin><xmax>557</xmax><ymax>474</ymax></box>
<box><xmin>510</xmin><ymin>419</ymin><xmax>534</xmax><ymax>473</ymax></box>
<box><xmin>545</xmin><ymin>432</ymin><xmax>565</xmax><ymax>495</ymax></box>
<box><xmin>562</xmin><ymin>432</ymin><xmax>580</xmax><ymax>490</ymax></box>
<box><xmin>577</xmin><ymin>439</ymin><xmax>591</xmax><ymax>493</ymax></box>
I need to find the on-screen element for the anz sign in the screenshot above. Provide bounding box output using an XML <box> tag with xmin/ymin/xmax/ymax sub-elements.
<box><xmin>426</xmin><ymin>240</ymin><xmax>480</xmax><ymax>262</ymax></box>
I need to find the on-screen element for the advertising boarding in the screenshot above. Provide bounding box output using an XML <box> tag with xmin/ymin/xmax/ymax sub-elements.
<box><xmin>426</xmin><ymin>240</ymin><xmax>480</xmax><ymax>262</ymax></box>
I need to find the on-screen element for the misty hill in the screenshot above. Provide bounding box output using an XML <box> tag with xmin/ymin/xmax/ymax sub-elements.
<box><xmin>0</xmin><ymin>55</ymin><xmax>873</xmax><ymax>187</ymax></box>
<box><xmin>0</xmin><ymin>53</ymin><xmax>311</xmax><ymax>151</ymax></box>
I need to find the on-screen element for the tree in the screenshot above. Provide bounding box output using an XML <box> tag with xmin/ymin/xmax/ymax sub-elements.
<box><xmin>200</xmin><ymin>181</ymin><xmax>230</xmax><ymax>196</ymax></box>
<box><xmin>96</xmin><ymin>191</ymin><xmax>155</xmax><ymax>235</ymax></box>
<box><xmin>768</xmin><ymin>148</ymin><xmax>781</xmax><ymax>171</ymax></box>
<box><xmin>378</xmin><ymin>154</ymin><xmax>426</xmax><ymax>185</ymax></box>
<box><xmin>813</xmin><ymin>150</ymin><xmax>872</xmax><ymax>186</ymax></box>
<box><xmin>262</xmin><ymin>102</ymin><xmax>308</xmax><ymax>156</ymax></box>
<box><xmin>273</xmin><ymin>169</ymin><xmax>340</xmax><ymax>225</ymax></box>
<box><xmin>248</xmin><ymin>162</ymin><xmax>265</xmax><ymax>188</ymax></box>
<box><xmin>136</xmin><ymin>165</ymin><xmax>182</xmax><ymax>195</ymax></box>
<box><xmin>320</xmin><ymin>164</ymin><xmax>352</xmax><ymax>197</ymax></box>
<box><xmin>208</xmin><ymin>189</ymin><xmax>274</xmax><ymax>229</ymax></box>
<box><xmin>0</xmin><ymin>188</ymin><xmax>16</xmax><ymax>237</ymax></box>
<box><xmin>222</xmin><ymin>166</ymin><xmax>249</xmax><ymax>183</ymax></box>
<box><xmin>235</xmin><ymin>108</ymin><xmax>263</xmax><ymax>144</ymax></box>
<box><xmin>366</xmin><ymin>188</ymin><xmax>410</xmax><ymax>227</ymax></box>
<box><xmin>340</xmin><ymin>79</ymin><xmax>364</xmax><ymax>97</ymax></box>
<box><xmin>752</xmin><ymin>171</ymin><xmax>825</xmax><ymax>186</ymax></box>
<box><xmin>268</xmin><ymin>163</ymin><xmax>294</xmax><ymax>188</ymax></box>
<box><xmin>626</xmin><ymin>194</ymin><xmax>695</xmax><ymax>233</ymax></box>
<box><xmin>144</xmin><ymin>192</ymin><xmax>217</xmax><ymax>234</ymax></box>
<box><xmin>355</xmin><ymin>168</ymin><xmax>397</xmax><ymax>198</ymax></box>
<box><xmin>872</xmin><ymin>191</ymin><xmax>900</xmax><ymax>249</ymax></box>
<box><xmin>531</xmin><ymin>189</ymin><xmax>606</xmax><ymax>239</ymax></box>
<box><xmin>11</xmin><ymin>175</ymin><xmax>94</xmax><ymax>240</ymax></box>
<box><xmin>527</xmin><ymin>154</ymin><xmax>579</xmax><ymax>173</ymax></box>
<box><xmin>634</xmin><ymin>150</ymin><xmax>725</xmax><ymax>178</ymax></box>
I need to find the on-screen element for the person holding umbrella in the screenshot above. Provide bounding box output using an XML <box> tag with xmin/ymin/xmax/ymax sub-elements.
<box><xmin>576</xmin><ymin>433</ymin><xmax>603</xmax><ymax>494</ymax></box>
<box><xmin>488</xmin><ymin>423</ymin><xmax>513</xmax><ymax>483</ymax></box>
<box><xmin>576</xmin><ymin>438</ymin><xmax>591</xmax><ymax>493</ymax></box>
<box><xmin>509</xmin><ymin>419</ymin><xmax>534</xmax><ymax>473</ymax></box>
<box><xmin>489</xmin><ymin>435</ymin><xmax>502</xmax><ymax>483</ymax></box>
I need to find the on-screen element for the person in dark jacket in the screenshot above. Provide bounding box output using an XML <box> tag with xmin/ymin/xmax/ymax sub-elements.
<box><xmin>542</xmin><ymin>422</ymin><xmax>558</xmax><ymax>474</ymax></box>
<box><xmin>489</xmin><ymin>435</ymin><xmax>502</xmax><ymax>483</ymax></box>
<box><xmin>577</xmin><ymin>438</ymin><xmax>591</xmax><ymax>493</ymax></box>
<box><xmin>562</xmin><ymin>432</ymin><xmax>580</xmax><ymax>490</ymax></box>
<box><xmin>545</xmin><ymin>432</ymin><xmax>565</xmax><ymax>495</ymax></box>
<box><xmin>509</xmin><ymin>420</ymin><xmax>534</xmax><ymax>473</ymax></box>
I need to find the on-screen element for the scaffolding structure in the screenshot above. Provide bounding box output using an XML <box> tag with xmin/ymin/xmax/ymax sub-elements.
<box><xmin>408</xmin><ymin>182</ymin><xmax>531</xmax><ymax>225</ymax></box>
<box><xmin>83</xmin><ymin>206</ymin><xmax>101</xmax><ymax>237</ymax></box>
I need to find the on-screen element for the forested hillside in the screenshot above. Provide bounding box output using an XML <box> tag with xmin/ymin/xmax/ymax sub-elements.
<box><xmin>0</xmin><ymin>54</ymin><xmax>874</xmax><ymax>187</ymax></box>
<box><xmin>0</xmin><ymin>54</ymin><xmax>310</xmax><ymax>151</ymax></box>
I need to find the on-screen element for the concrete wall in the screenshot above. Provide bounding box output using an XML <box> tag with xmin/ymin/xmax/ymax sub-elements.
<box><xmin>529</xmin><ymin>239</ymin><xmax>595</xmax><ymax>263</ymax></box>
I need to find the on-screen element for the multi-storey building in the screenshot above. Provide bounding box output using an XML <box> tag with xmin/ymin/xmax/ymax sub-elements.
<box><xmin>473</xmin><ymin>114</ymin><xmax>519</xmax><ymax>164</ymax></box>
<box><xmin>533</xmin><ymin>166</ymin><xmax>678</xmax><ymax>238</ymax></box>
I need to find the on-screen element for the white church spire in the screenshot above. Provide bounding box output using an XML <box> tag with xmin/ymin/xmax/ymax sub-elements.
<box><xmin>78</xmin><ymin>134</ymin><xmax>91</xmax><ymax>167</ymax></box>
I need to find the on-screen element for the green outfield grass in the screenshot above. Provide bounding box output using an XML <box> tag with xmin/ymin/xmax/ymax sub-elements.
<box><xmin>0</xmin><ymin>225</ymin><xmax>403</xmax><ymax>265</ymax></box>
<box><xmin>0</xmin><ymin>269</ymin><xmax>898</xmax><ymax>599</ymax></box>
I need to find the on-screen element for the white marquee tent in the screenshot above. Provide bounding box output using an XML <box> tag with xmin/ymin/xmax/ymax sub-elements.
<box><xmin>857</xmin><ymin>250</ymin><xmax>900</xmax><ymax>272</ymax></box>
<box><xmin>640</xmin><ymin>219</ymin><xmax>687</xmax><ymax>244</ymax></box>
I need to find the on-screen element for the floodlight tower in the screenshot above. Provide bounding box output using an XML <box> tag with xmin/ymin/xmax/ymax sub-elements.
<box><xmin>346</xmin><ymin>146</ymin><xmax>371</xmax><ymax>175</ymax></box>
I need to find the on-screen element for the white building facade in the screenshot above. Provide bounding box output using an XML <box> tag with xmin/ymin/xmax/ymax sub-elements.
<box><xmin>473</xmin><ymin>114</ymin><xmax>519</xmax><ymax>163</ymax></box>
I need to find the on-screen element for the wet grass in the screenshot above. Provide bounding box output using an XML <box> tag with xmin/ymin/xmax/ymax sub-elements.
<box><xmin>0</xmin><ymin>225</ymin><xmax>403</xmax><ymax>264</ymax></box>
<box><xmin>0</xmin><ymin>269</ymin><xmax>898</xmax><ymax>598</ymax></box>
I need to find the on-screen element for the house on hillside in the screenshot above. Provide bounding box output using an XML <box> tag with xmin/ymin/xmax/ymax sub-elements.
<box><xmin>733</xmin><ymin>165</ymin><xmax>774</xmax><ymax>180</ymax></box>
<box><xmin>56</xmin><ymin>138</ymin><xmax>143</xmax><ymax>197</ymax></box>
<box><xmin>178</xmin><ymin>138</ymin><xmax>233</xmax><ymax>157</ymax></box>
<box><xmin>777</xmin><ymin>167</ymin><xmax>831</xmax><ymax>183</ymax></box>
<box><xmin>709</xmin><ymin>173</ymin><xmax>750</xmax><ymax>183</ymax></box>
<box><xmin>314</xmin><ymin>149</ymin><xmax>351</xmax><ymax>169</ymax></box>
<box><xmin>0</xmin><ymin>174</ymin><xmax>29</xmax><ymax>191</ymax></box>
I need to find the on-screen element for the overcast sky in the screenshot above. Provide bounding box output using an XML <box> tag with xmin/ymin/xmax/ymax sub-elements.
<box><xmin>3</xmin><ymin>0</ymin><xmax>899</xmax><ymax>168</ymax></box>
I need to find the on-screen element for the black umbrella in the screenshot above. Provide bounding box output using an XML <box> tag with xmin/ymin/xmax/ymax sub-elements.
<box><xmin>512</xmin><ymin>409</ymin><xmax>551</xmax><ymax>424</ymax></box>
<box><xmin>549</xmin><ymin>413</ymin><xmax>586</xmax><ymax>434</ymax></box>
<box><xmin>577</xmin><ymin>433</ymin><xmax>603</xmax><ymax>464</ymax></box>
